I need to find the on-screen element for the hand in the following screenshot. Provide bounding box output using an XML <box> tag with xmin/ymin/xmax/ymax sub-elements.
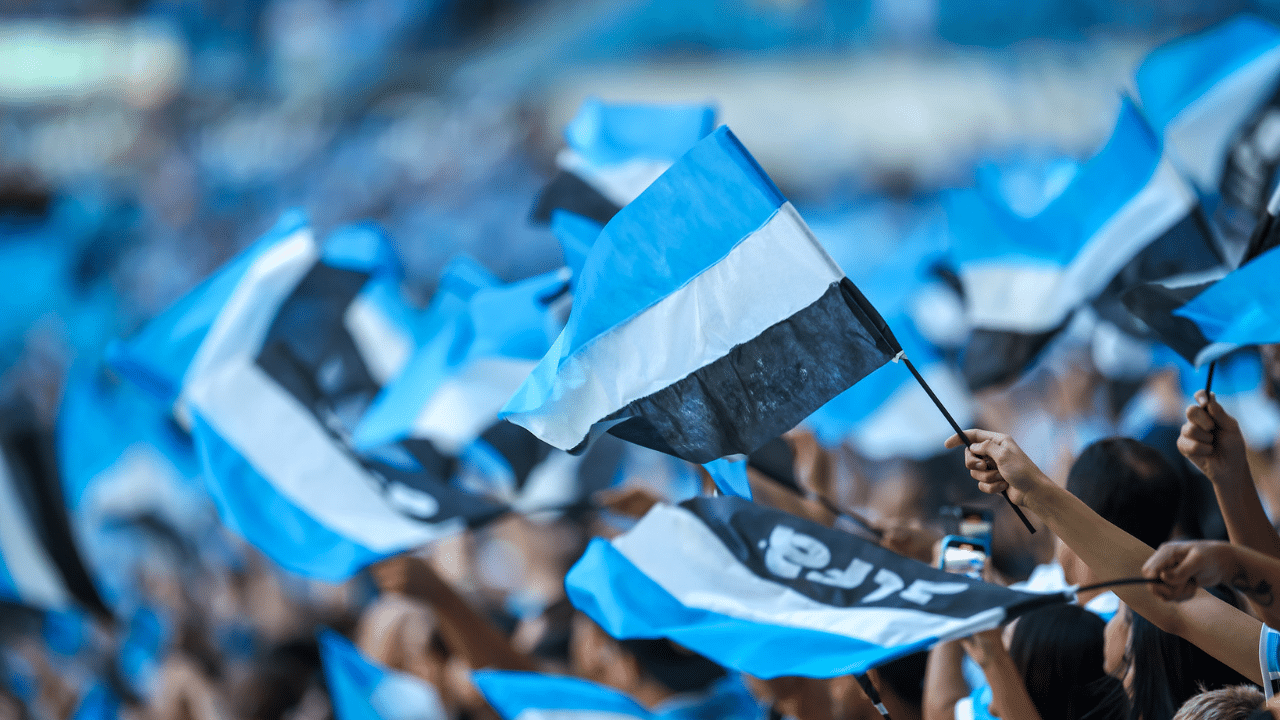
<box><xmin>1142</xmin><ymin>540</ymin><xmax>1235</xmax><ymax>601</ymax></box>
<box><xmin>944</xmin><ymin>429</ymin><xmax>1050</xmax><ymax>507</ymax></box>
<box><xmin>880</xmin><ymin>524</ymin><xmax>942</xmax><ymax>565</ymax></box>
<box><xmin>593</xmin><ymin>486</ymin><xmax>663</xmax><ymax>519</ymax></box>
<box><xmin>1179</xmin><ymin>391</ymin><xmax>1249</xmax><ymax>483</ymax></box>
<box><xmin>959</xmin><ymin>628</ymin><xmax>1005</xmax><ymax>669</ymax></box>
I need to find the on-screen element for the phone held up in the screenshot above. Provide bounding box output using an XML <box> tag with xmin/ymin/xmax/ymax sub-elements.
<box><xmin>938</xmin><ymin>505</ymin><xmax>993</xmax><ymax>580</ymax></box>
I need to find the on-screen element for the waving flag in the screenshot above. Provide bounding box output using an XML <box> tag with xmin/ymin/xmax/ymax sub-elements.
<box><xmin>550</xmin><ymin>210</ymin><xmax>604</xmax><ymax>285</ymax></box>
<box><xmin>183</xmin><ymin>216</ymin><xmax>504</xmax><ymax>579</ymax></box>
<box><xmin>566</xmin><ymin>496</ymin><xmax>1062</xmax><ymax>679</ymax></box>
<box><xmin>1136</xmin><ymin>15</ymin><xmax>1280</xmax><ymax>259</ymax></box>
<box><xmin>504</xmin><ymin>126</ymin><xmax>901</xmax><ymax>464</ymax></box>
<box><xmin>950</xmin><ymin>100</ymin><xmax>1219</xmax><ymax>390</ymax></box>
<box><xmin>320</xmin><ymin>631</ymin><xmax>446</xmax><ymax>720</ymax></box>
<box><xmin>702</xmin><ymin>457</ymin><xmax>752</xmax><ymax>500</ymax></box>
<box><xmin>0</xmin><ymin>420</ymin><xmax>109</xmax><ymax>616</ymax></box>
<box><xmin>473</xmin><ymin>670</ymin><xmax>761</xmax><ymax>720</ymax></box>
<box><xmin>1124</xmin><ymin>245</ymin><xmax>1280</xmax><ymax>367</ymax></box>
<box><xmin>532</xmin><ymin>98</ymin><xmax>717</xmax><ymax>225</ymax></box>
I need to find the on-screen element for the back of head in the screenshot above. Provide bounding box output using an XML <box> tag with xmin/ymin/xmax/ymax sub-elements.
<box><xmin>1066</xmin><ymin>438</ymin><xmax>1182</xmax><ymax>548</ymax></box>
<box><xmin>1008</xmin><ymin>604</ymin><xmax>1128</xmax><ymax>720</ymax></box>
<box><xmin>1171</xmin><ymin>686</ymin><xmax>1264</xmax><ymax>720</ymax></box>
<box><xmin>1128</xmin><ymin>587</ymin><xmax>1252</xmax><ymax>720</ymax></box>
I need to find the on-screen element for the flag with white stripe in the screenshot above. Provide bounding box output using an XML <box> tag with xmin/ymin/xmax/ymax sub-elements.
<box><xmin>566</xmin><ymin>496</ymin><xmax>1064</xmax><ymax>679</ymax></box>
<box><xmin>950</xmin><ymin>99</ymin><xmax>1220</xmax><ymax>390</ymax></box>
<box><xmin>320</xmin><ymin>630</ymin><xmax>447</xmax><ymax>720</ymax></box>
<box><xmin>504</xmin><ymin>126</ymin><xmax>902</xmax><ymax>464</ymax></box>
<box><xmin>1136</xmin><ymin>15</ymin><xmax>1280</xmax><ymax>261</ymax></box>
<box><xmin>182</xmin><ymin>217</ymin><xmax>505</xmax><ymax>580</ymax></box>
<box><xmin>473</xmin><ymin>670</ymin><xmax>762</xmax><ymax>720</ymax></box>
<box><xmin>533</xmin><ymin>99</ymin><xmax>717</xmax><ymax>225</ymax></box>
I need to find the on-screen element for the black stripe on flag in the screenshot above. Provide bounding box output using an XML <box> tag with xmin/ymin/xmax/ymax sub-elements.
<box><xmin>603</xmin><ymin>279</ymin><xmax>900</xmax><ymax>464</ymax></box>
<box><xmin>684</xmin><ymin>495</ymin><xmax>1060</xmax><ymax>619</ymax></box>
<box><xmin>1215</xmin><ymin>79</ymin><xmax>1280</xmax><ymax>248</ymax></box>
<box><xmin>477</xmin><ymin>421</ymin><xmax>554</xmax><ymax>492</ymax></box>
<box><xmin>530</xmin><ymin>170</ymin><xmax>622</xmax><ymax>227</ymax></box>
<box><xmin>1121</xmin><ymin>280</ymin><xmax>1216</xmax><ymax>365</ymax></box>
<box><xmin>961</xmin><ymin>325</ymin><xmax>1067</xmax><ymax>392</ymax></box>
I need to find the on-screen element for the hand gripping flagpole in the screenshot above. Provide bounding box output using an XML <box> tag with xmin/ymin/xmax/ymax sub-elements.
<box><xmin>899</xmin><ymin>353</ymin><xmax>1037</xmax><ymax>534</ymax></box>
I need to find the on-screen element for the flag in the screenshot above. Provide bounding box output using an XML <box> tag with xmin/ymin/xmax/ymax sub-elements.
<box><xmin>182</xmin><ymin>215</ymin><xmax>505</xmax><ymax>580</ymax></box>
<box><xmin>1124</xmin><ymin>239</ymin><xmax>1280</xmax><ymax>367</ymax></box>
<box><xmin>0</xmin><ymin>418</ymin><xmax>109</xmax><ymax>616</ymax></box>
<box><xmin>472</xmin><ymin>670</ymin><xmax>761</xmax><ymax>720</ymax></box>
<box><xmin>503</xmin><ymin>126</ymin><xmax>901</xmax><ymax>464</ymax></box>
<box><xmin>319</xmin><ymin>630</ymin><xmax>447</xmax><ymax>720</ymax></box>
<box><xmin>1136</xmin><ymin>15</ymin><xmax>1280</xmax><ymax>259</ymax></box>
<box><xmin>550</xmin><ymin>210</ymin><xmax>603</xmax><ymax>284</ymax></box>
<box><xmin>949</xmin><ymin>99</ymin><xmax>1219</xmax><ymax>390</ymax></box>
<box><xmin>532</xmin><ymin>98</ymin><xmax>717</xmax><ymax>225</ymax></box>
<box><xmin>565</xmin><ymin>496</ymin><xmax>1064</xmax><ymax>679</ymax></box>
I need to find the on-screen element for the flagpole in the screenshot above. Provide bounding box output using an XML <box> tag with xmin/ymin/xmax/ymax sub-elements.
<box><xmin>900</xmin><ymin>355</ymin><xmax>1037</xmax><ymax>534</ymax></box>
<box><xmin>1205</xmin><ymin>360</ymin><xmax>1216</xmax><ymax>396</ymax></box>
<box><xmin>855</xmin><ymin>674</ymin><xmax>893</xmax><ymax>720</ymax></box>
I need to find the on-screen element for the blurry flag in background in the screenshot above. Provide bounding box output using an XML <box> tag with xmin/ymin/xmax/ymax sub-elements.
<box><xmin>949</xmin><ymin>99</ymin><xmax>1220</xmax><ymax>391</ymax></box>
<box><xmin>320</xmin><ymin>631</ymin><xmax>447</xmax><ymax>720</ymax></box>
<box><xmin>504</xmin><ymin>126</ymin><xmax>902</xmax><ymax>464</ymax></box>
<box><xmin>473</xmin><ymin>669</ymin><xmax>762</xmax><ymax>720</ymax></box>
<box><xmin>532</xmin><ymin>98</ymin><xmax>717</xmax><ymax>225</ymax></box>
<box><xmin>566</xmin><ymin>496</ymin><xmax>1061</xmax><ymax>679</ymax></box>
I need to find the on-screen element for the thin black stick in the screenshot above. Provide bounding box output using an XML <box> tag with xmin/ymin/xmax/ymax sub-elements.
<box><xmin>1205</xmin><ymin>361</ymin><xmax>1216</xmax><ymax>396</ymax></box>
<box><xmin>1077</xmin><ymin>577</ymin><xmax>1164</xmax><ymax>593</ymax></box>
<box><xmin>856</xmin><ymin>674</ymin><xmax>892</xmax><ymax>720</ymax></box>
<box><xmin>901</xmin><ymin>356</ymin><xmax>1037</xmax><ymax>534</ymax></box>
<box><xmin>813</xmin><ymin>494</ymin><xmax>885</xmax><ymax>540</ymax></box>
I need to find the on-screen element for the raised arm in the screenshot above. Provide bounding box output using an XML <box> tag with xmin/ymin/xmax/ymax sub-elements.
<box><xmin>945</xmin><ymin>430</ymin><xmax>1264</xmax><ymax>684</ymax></box>
<box><xmin>923</xmin><ymin>640</ymin><xmax>970</xmax><ymax>720</ymax></box>
<box><xmin>1179</xmin><ymin>391</ymin><xmax>1280</xmax><ymax>560</ymax></box>
<box><xmin>960</xmin><ymin>630</ymin><xmax>1044</xmax><ymax>720</ymax></box>
<box><xmin>1144</xmin><ymin>539</ymin><xmax>1280</xmax><ymax>628</ymax></box>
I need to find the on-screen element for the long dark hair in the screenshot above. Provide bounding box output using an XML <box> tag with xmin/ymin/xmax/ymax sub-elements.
<box><xmin>1126</xmin><ymin>586</ymin><xmax>1251</xmax><ymax>720</ymax></box>
<box><xmin>1007</xmin><ymin>604</ymin><xmax>1129</xmax><ymax>720</ymax></box>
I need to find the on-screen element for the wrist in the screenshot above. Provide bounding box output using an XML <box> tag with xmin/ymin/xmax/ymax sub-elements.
<box><xmin>1016</xmin><ymin>471</ymin><xmax>1055</xmax><ymax>514</ymax></box>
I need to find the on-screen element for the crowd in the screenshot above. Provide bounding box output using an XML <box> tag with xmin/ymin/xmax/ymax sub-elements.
<box><xmin>7</xmin><ymin>4</ymin><xmax>1280</xmax><ymax>720</ymax></box>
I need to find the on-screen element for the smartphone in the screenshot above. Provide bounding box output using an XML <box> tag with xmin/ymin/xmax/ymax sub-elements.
<box><xmin>939</xmin><ymin>535</ymin><xmax>988</xmax><ymax>579</ymax></box>
<box><xmin>940</xmin><ymin>505</ymin><xmax>994</xmax><ymax>547</ymax></box>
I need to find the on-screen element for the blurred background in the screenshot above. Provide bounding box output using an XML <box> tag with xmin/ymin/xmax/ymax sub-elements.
<box><xmin>3</xmin><ymin>0</ymin><xmax>1279</xmax><ymax>424</ymax></box>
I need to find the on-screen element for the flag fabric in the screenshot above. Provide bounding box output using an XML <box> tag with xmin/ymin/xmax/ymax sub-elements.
<box><xmin>532</xmin><ymin>99</ymin><xmax>717</xmax><ymax>225</ymax></box>
<box><xmin>472</xmin><ymin>670</ymin><xmax>762</xmax><ymax>720</ymax></box>
<box><xmin>0</xmin><ymin>422</ymin><xmax>109</xmax><ymax>616</ymax></box>
<box><xmin>319</xmin><ymin>630</ymin><xmax>447</xmax><ymax>720</ymax></box>
<box><xmin>550</xmin><ymin>210</ymin><xmax>604</xmax><ymax>284</ymax></box>
<box><xmin>1124</xmin><ymin>244</ymin><xmax>1280</xmax><ymax>367</ymax></box>
<box><xmin>702</xmin><ymin>458</ymin><xmax>752</xmax><ymax>500</ymax></box>
<box><xmin>565</xmin><ymin>496</ymin><xmax>1063</xmax><ymax>679</ymax></box>
<box><xmin>1136</xmin><ymin>15</ymin><xmax>1280</xmax><ymax>258</ymax></box>
<box><xmin>503</xmin><ymin>126</ymin><xmax>902</xmax><ymax>465</ymax></box>
<box><xmin>949</xmin><ymin>99</ymin><xmax>1219</xmax><ymax>391</ymax></box>
<box><xmin>181</xmin><ymin>215</ymin><xmax>505</xmax><ymax>580</ymax></box>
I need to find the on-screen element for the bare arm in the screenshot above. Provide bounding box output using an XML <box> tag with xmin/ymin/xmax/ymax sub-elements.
<box><xmin>923</xmin><ymin>641</ymin><xmax>969</xmax><ymax>720</ymax></box>
<box><xmin>945</xmin><ymin>430</ymin><xmax>1264</xmax><ymax>684</ymax></box>
<box><xmin>1180</xmin><ymin>391</ymin><xmax>1280</xmax><ymax>560</ymax></box>
<box><xmin>961</xmin><ymin>631</ymin><xmax>1043</xmax><ymax>720</ymax></box>
<box><xmin>1144</xmin><ymin>540</ymin><xmax>1280</xmax><ymax>627</ymax></box>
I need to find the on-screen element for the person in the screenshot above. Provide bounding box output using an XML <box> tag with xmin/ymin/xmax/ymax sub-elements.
<box><xmin>1170</xmin><ymin>686</ymin><xmax>1266</xmax><ymax>720</ymax></box>
<box><xmin>943</xmin><ymin>429</ymin><xmax>1264</xmax><ymax>686</ymax></box>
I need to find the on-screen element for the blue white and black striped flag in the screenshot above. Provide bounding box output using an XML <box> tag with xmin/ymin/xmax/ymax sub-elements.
<box><xmin>320</xmin><ymin>630</ymin><xmax>447</xmax><ymax>720</ymax></box>
<box><xmin>504</xmin><ymin>126</ymin><xmax>902</xmax><ymax>464</ymax></box>
<box><xmin>565</xmin><ymin>496</ymin><xmax>1063</xmax><ymax>679</ymax></box>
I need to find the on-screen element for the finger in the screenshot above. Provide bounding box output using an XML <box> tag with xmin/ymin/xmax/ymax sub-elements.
<box><xmin>1177</xmin><ymin>435</ymin><xmax>1213</xmax><ymax>458</ymax></box>
<box><xmin>977</xmin><ymin>480</ymin><xmax>1008</xmax><ymax>496</ymax></box>
<box><xmin>969</xmin><ymin>438</ymin><xmax>995</xmax><ymax>459</ymax></box>
<box><xmin>1186</xmin><ymin>405</ymin><xmax>1215</xmax><ymax>432</ymax></box>
<box><xmin>964</xmin><ymin>452</ymin><xmax>987</xmax><ymax>471</ymax></box>
<box><xmin>1184</xmin><ymin>424</ymin><xmax>1214</xmax><ymax>445</ymax></box>
<box><xmin>944</xmin><ymin>433</ymin><xmax>965</xmax><ymax>449</ymax></box>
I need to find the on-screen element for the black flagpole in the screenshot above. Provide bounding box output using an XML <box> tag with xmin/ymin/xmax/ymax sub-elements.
<box><xmin>900</xmin><ymin>355</ymin><xmax>1037</xmax><ymax>534</ymax></box>
<box><xmin>856</xmin><ymin>674</ymin><xmax>893</xmax><ymax>720</ymax></box>
<box><xmin>1205</xmin><ymin>360</ymin><xmax>1216</xmax><ymax>396</ymax></box>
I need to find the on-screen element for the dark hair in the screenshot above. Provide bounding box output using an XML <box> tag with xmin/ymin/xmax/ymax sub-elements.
<box><xmin>1126</xmin><ymin>586</ymin><xmax>1252</xmax><ymax>720</ymax></box>
<box><xmin>1007</xmin><ymin>604</ymin><xmax>1128</xmax><ymax>720</ymax></box>
<box><xmin>1066</xmin><ymin>438</ymin><xmax>1182</xmax><ymax>548</ymax></box>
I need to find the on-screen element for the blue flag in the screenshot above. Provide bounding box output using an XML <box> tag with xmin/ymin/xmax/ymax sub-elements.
<box><xmin>702</xmin><ymin>458</ymin><xmax>752</xmax><ymax>500</ymax></box>
<box><xmin>566</xmin><ymin>496</ymin><xmax>1064</xmax><ymax>679</ymax></box>
<box><xmin>319</xmin><ymin>630</ymin><xmax>446</xmax><ymax>720</ymax></box>
<box><xmin>473</xmin><ymin>670</ymin><xmax>761</xmax><ymax>720</ymax></box>
<box><xmin>181</xmin><ymin>215</ymin><xmax>504</xmax><ymax>579</ymax></box>
<box><xmin>949</xmin><ymin>99</ymin><xmax>1218</xmax><ymax>390</ymax></box>
<box><xmin>505</xmin><ymin>126</ymin><xmax>901</xmax><ymax>464</ymax></box>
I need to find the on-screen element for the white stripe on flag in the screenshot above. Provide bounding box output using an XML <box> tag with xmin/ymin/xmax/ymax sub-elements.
<box><xmin>345</xmin><ymin>293</ymin><xmax>413</xmax><ymax>386</ymax></box>
<box><xmin>0</xmin><ymin>451</ymin><xmax>70</xmax><ymax>609</ymax></box>
<box><xmin>1165</xmin><ymin>45</ymin><xmax>1280</xmax><ymax>191</ymax></box>
<box><xmin>556</xmin><ymin>148</ymin><xmax>672</xmax><ymax>207</ymax></box>
<box><xmin>963</xmin><ymin>156</ymin><xmax>1196</xmax><ymax>332</ymax></box>
<box><xmin>412</xmin><ymin>357</ymin><xmax>537</xmax><ymax>454</ymax></box>
<box><xmin>613</xmin><ymin>504</ymin><xmax>1007</xmax><ymax>647</ymax></box>
<box><xmin>508</xmin><ymin>202</ymin><xmax>843</xmax><ymax>451</ymax></box>
<box><xmin>852</xmin><ymin>364</ymin><xmax>973</xmax><ymax>461</ymax></box>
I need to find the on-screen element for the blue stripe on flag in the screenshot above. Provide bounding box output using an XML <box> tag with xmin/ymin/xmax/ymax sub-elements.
<box><xmin>192</xmin><ymin>415</ymin><xmax>386</xmax><ymax>581</ymax></box>
<box><xmin>1174</xmin><ymin>245</ymin><xmax>1280</xmax><ymax>349</ymax></box>
<box><xmin>953</xmin><ymin>100</ymin><xmax>1162</xmax><ymax>266</ymax></box>
<box><xmin>551</xmin><ymin>210</ymin><xmax>603</xmax><ymax>283</ymax></box>
<box><xmin>473</xmin><ymin>671</ymin><xmax>652</xmax><ymax>719</ymax></box>
<box><xmin>0</xmin><ymin>549</ymin><xmax>18</xmax><ymax>604</ymax></box>
<box><xmin>566</xmin><ymin>537</ymin><xmax>927</xmax><ymax>679</ymax></box>
<box><xmin>702</xmin><ymin>458</ymin><xmax>752</xmax><ymax>500</ymax></box>
<box><xmin>1137</xmin><ymin>16</ymin><xmax>1280</xmax><ymax>133</ymax></box>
